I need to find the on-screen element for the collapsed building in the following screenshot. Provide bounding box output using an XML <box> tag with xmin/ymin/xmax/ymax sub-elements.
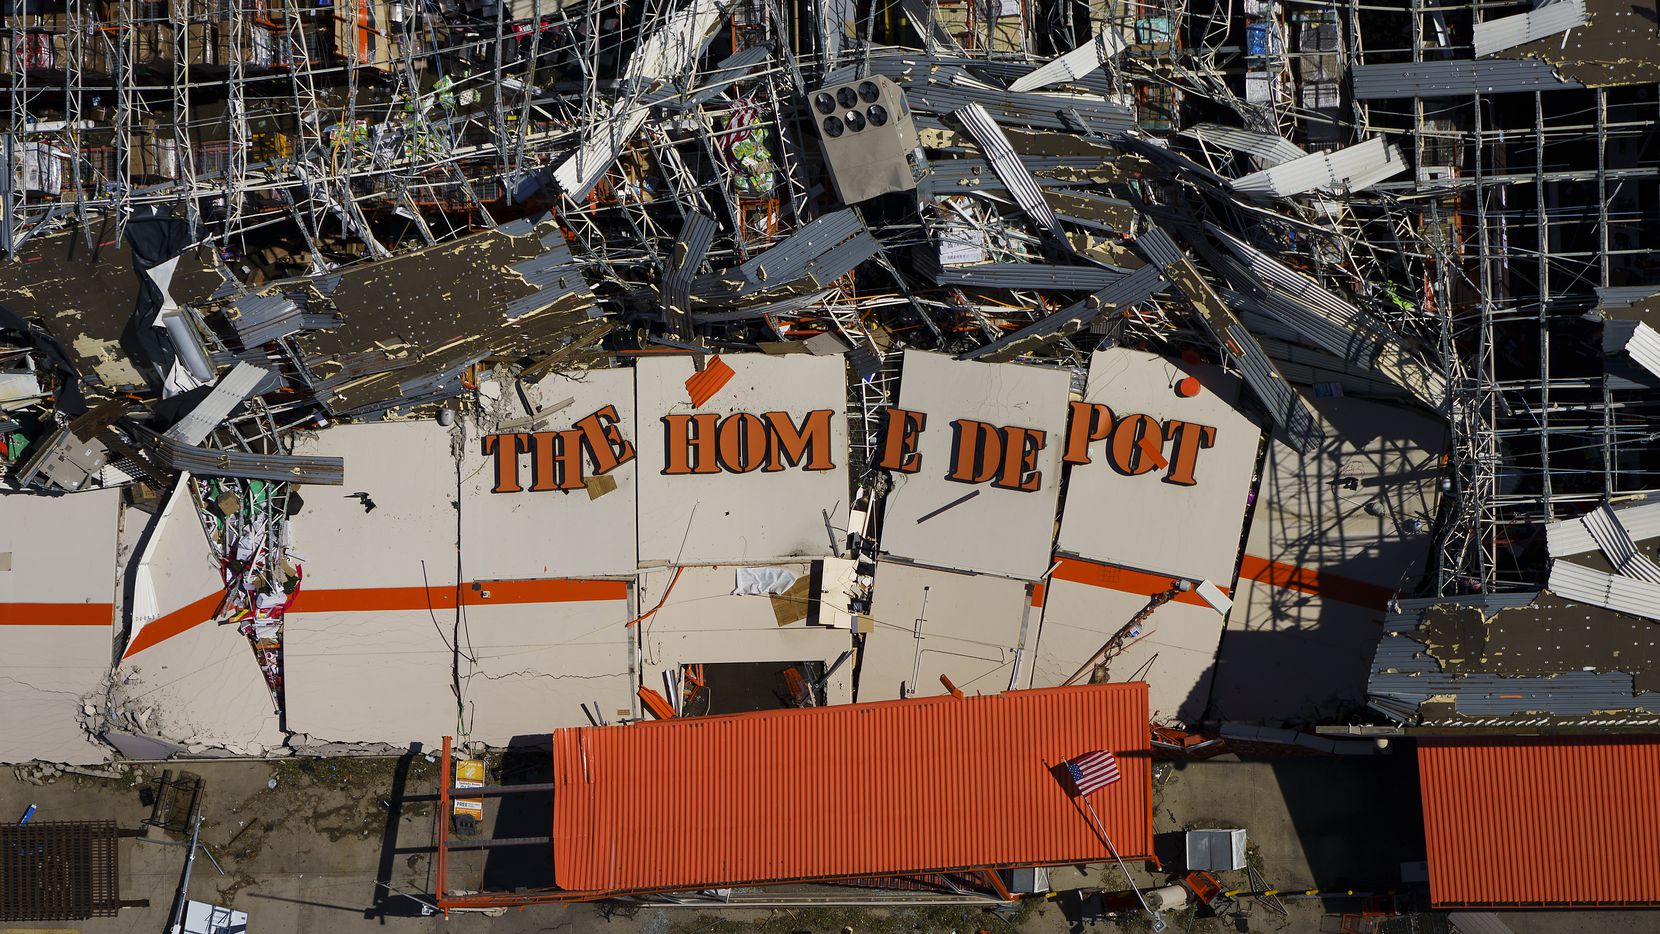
<box><xmin>0</xmin><ymin>0</ymin><xmax>1652</xmax><ymax>850</ymax></box>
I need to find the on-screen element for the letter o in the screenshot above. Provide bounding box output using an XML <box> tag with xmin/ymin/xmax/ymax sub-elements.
<box><xmin>717</xmin><ymin>413</ymin><xmax>768</xmax><ymax>473</ymax></box>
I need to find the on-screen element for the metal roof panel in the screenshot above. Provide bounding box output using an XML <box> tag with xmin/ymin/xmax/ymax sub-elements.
<box><xmin>551</xmin><ymin>682</ymin><xmax>1153</xmax><ymax>894</ymax></box>
<box><xmin>1419</xmin><ymin>738</ymin><xmax>1660</xmax><ymax>907</ymax></box>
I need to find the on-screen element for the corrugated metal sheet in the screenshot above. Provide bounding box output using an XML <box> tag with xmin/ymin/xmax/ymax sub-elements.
<box><xmin>144</xmin><ymin>429</ymin><xmax>345</xmax><ymax>484</ymax></box>
<box><xmin>691</xmin><ymin>289</ymin><xmax>835</xmax><ymax>324</ymax></box>
<box><xmin>1473</xmin><ymin>0</ymin><xmax>1588</xmax><ymax>58</ymax></box>
<box><xmin>1207</xmin><ymin>224</ymin><xmax>1447</xmax><ymax>409</ymax></box>
<box><xmin>550</xmin><ymin>683</ymin><xmax>1153</xmax><ymax>895</ymax></box>
<box><xmin>1546</xmin><ymin>499</ymin><xmax>1660</xmax><ymax>557</ymax></box>
<box><xmin>1134</xmin><ymin>227</ymin><xmax>1183</xmax><ymax>269</ymax></box>
<box><xmin>657</xmin><ymin>42</ymin><xmax>772</xmax><ymax>112</ymax></box>
<box><xmin>1418</xmin><ymin>738</ymin><xmax>1660</xmax><ymax>907</ymax></box>
<box><xmin>907</xmin><ymin>80</ymin><xmax>1136</xmax><ymax>133</ymax></box>
<box><xmin>1596</xmin><ymin>285</ymin><xmax>1660</xmax><ymax>309</ymax></box>
<box><xmin>803</xmin><ymin>230</ymin><xmax>881</xmax><ymax>287</ymax></box>
<box><xmin>826</xmin><ymin>51</ymin><xmax>1120</xmax><ymax>101</ymax></box>
<box><xmin>1007</xmin><ymin>29</ymin><xmax>1127</xmax><ymax>93</ymax></box>
<box><xmin>694</xmin><ymin>210</ymin><xmax>862</xmax><ymax>299</ymax></box>
<box><xmin>554</xmin><ymin>106</ymin><xmax>650</xmax><ymax>199</ymax></box>
<box><xmin>1546</xmin><ymin>560</ymin><xmax>1660</xmax><ymax>622</ymax></box>
<box><xmin>162</xmin><ymin>362</ymin><xmax>270</xmax><ymax>446</ymax></box>
<box><xmin>1208</xmin><ymin>226</ymin><xmax>1363</xmax><ymax>324</ymax></box>
<box><xmin>936</xmin><ymin>263</ymin><xmax>1129</xmax><ymax>291</ymax></box>
<box><xmin>1181</xmin><ymin>123</ymin><xmax>1306</xmax><ymax>168</ymax></box>
<box><xmin>1224</xmin><ymin>322</ymin><xmax>1325</xmax><ymax>453</ymax></box>
<box><xmin>1115</xmin><ymin>134</ymin><xmax>1231</xmax><ymax>187</ymax></box>
<box><xmin>664</xmin><ymin>212</ymin><xmax>718</xmax><ymax>317</ymax></box>
<box><xmin>1221</xmin><ymin>285</ymin><xmax>1383</xmax><ymax>367</ymax></box>
<box><xmin>1366</xmin><ymin>593</ymin><xmax>1660</xmax><ymax>725</ymax></box>
<box><xmin>958</xmin><ymin>263</ymin><xmax>1169</xmax><ymax>361</ymax></box>
<box><xmin>955</xmin><ymin>103</ymin><xmax>1064</xmax><ymax>239</ymax></box>
<box><xmin>622</xmin><ymin>0</ymin><xmax>734</xmax><ymax>87</ymax></box>
<box><xmin>1231</xmin><ymin>137</ymin><xmax>1406</xmax><ymax>198</ymax></box>
<box><xmin>229</xmin><ymin>292</ymin><xmax>303</xmax><ymax>348</ymax></box>
<box><xmin>1579</xmin><ymin>503</ymin><xmax>1660</xmax><ymax>584</ymax></box>
<box><xmin>919</xmin><ymin>157</ymin><xmax>1098</xmax><ymax>196</ymax></box>
<box><xmin>897</xmin><ymin>0</ymin><xmax>964</xmax><ymax>54</ymax></box>
<box><xmin>1624</xmin><ymin>322</ymin><xmax>1660</xmax><ymax>381</ymax></box>
<box><xmin>505</xmin><ymin>241</ymin><xmax>595</xmax><ymax>321</ymax></box>
<box><xmin>1351</xmin><ymin>59</ymin><xmax>1582</xmax><ymax>99</ymax></box>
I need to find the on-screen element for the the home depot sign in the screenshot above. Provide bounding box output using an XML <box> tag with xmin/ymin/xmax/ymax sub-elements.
<box><xmin>876</xmin><ymin>400</ymin><xmax>1217</xmax><ymax>491</ymax></box>
<box><xmin>480</xmin><ymin>384</ymin><xmax>1215</xmax><ymax>495</ymax></box>
<box><xmin>482</xmin><ymin>407</ymin><xmax>838</xmax><ymax>492</ymax></box>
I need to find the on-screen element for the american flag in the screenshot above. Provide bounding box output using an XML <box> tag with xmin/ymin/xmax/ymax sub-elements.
<box><xmin>1062</xmin><ymin>750</ymin><xmax>1121</xmax><ymax>796</ymax></box>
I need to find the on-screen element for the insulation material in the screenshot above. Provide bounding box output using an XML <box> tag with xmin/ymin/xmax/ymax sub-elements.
<box><xmin>733</xmin><ymin>566</ymin><xmax>799</xmax><ymax>595</ymax></box>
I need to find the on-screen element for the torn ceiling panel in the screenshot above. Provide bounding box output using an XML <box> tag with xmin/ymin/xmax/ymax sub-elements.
<box><xmin>285</xmin><ymin>221</ymin><xmax>597</xmax><ymax>414</ymax></box>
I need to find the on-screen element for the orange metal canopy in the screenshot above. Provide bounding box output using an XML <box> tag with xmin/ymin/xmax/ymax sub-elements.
<box><xmin>1419</xmin><ymin>737</ymin><xmax>1660</xmax><ymax>907</ymax></box>
<box><xmin>551</xmin><ymin>683</ymin><xmax>1153</xmax><ymax>896</ymax></box>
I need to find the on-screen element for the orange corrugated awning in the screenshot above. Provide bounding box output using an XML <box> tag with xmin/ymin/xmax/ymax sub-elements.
<box><xmin>1419</xmin><ymin>737</ymin><xmax>1660</xmax><ymax>908</ymax></box>
<box><xmin>551</xmin><ymin>683</ymin><xmax>1153</xmax><ymax>896</ymax></box>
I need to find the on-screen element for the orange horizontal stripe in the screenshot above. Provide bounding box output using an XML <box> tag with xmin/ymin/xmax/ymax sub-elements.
<box><xmin>1237</xmin><ymin>555</ymin><xmax>1395</xmax><ymax>609</ymax></box>
<box><xmin>1029</xmin><ymin>582</ymin><xmax>1046</xmax><ymax>609</ymax></box>
<box><xmin>287</xmin><ymin>578</ymin><xmax>629</xmax><ymax>614</ymax></box>
<box><xmin>1049</xmin><ymin>556</ymin><xmax>1222</xmax><ymax>608</ymax></box>
<box><xmin>123</xmin><ymin>591</ymin><xmax>228</xmax><ymax>659</ymax></box>
<box><xmin>0</xmin><ymin>602</ymin><xmax>113</xmax><ymax>627</ymax></box>
<box><xmin>125</xmin><ymin>579</ymin><xmax>628</xmax><ymax>657</ymax></box>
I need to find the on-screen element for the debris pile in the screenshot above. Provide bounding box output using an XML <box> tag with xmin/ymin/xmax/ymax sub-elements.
<box><xmin>5</xmin><ymin>0</ymin><xmax>1653</xmax><ymax>762</ymax></box>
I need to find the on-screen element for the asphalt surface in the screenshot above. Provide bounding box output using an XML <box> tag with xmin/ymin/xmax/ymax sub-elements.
<box><xmin>0</xmin><ymin>751</ymin><xmax>1649</xmax><ymax>933</ymax></box>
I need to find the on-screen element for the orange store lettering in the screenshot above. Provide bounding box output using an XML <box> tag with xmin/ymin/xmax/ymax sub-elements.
<box><xmin>878</xmin><ymin>401</ymin><xmax>1219</xmax><ymax>491</ymax></box>
<box><xmin>482</xmin><ymin>405</ymin><xmax>635</xmax><ymax>493</ymax></box>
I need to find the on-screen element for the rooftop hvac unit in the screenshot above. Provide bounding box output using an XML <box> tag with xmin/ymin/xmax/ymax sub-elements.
<box><xmin>808</xmin><ymin>75</ymin><xmax>928</xmax><ymax>204</ymax></box>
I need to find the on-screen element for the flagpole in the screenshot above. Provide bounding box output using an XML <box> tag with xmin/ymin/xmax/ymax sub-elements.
<box><xmin>1046</xmin><ymin>758</ymin><xmax>1166</xmax><ymax>932</ymax></box>
<box><xmin>1077</xmin><ymin>793</ymin><xmax>1162</xmax><ymax>925</ymax></box>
